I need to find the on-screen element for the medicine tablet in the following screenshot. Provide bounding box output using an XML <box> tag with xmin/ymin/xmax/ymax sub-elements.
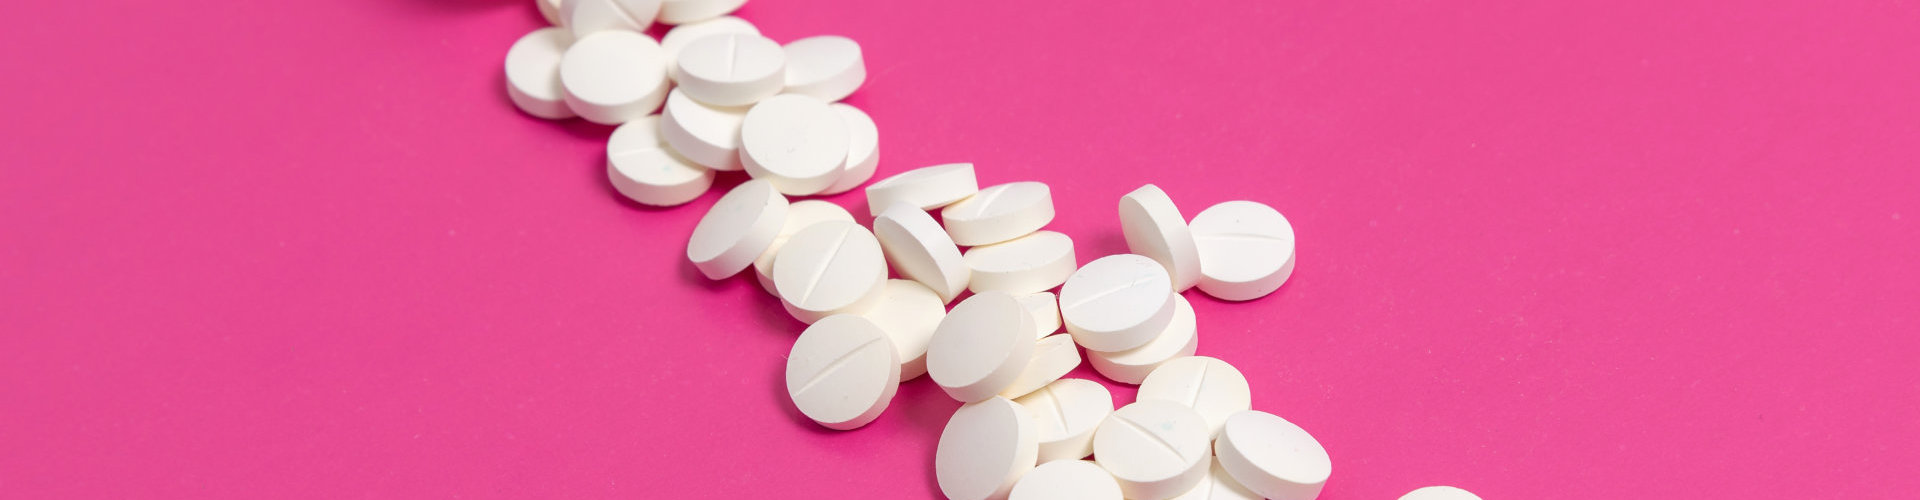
<box><xmin>856</xmin><ymin>280</ymin><xmax>945</xmax><ymax>381</ymax></box>
<box><xmin>740</xmin><ymin>94</ymin><xmax>850</xmax><ymax>196</ymax></box>
<box><xmin>817</xmin><ymin>103</ymin><xmax>879</xmax><ymax>195</ymax></box>
<box><xmin>1214</xmin><ymin>411</ymin><xmax>1331</xmax><ymax>500</ymax></box>
<box><xmin>504</xmin><ymin>27</ymin><xmax>576</xmax><ymax>120</ymax></box>
<box><xmin>1059</xmin><ymin>254</ymin><xmax>1176</xmax><ymax>352</ymax></box>
<box><xmin>1017</xmin><ymin>292</ymin><xmax>1061</xmax><ymax>339</ymax></box>
<box><xmin>785</xmin><ymin>314</ymin><xmax>900</xmax><ymax>430</ymax></box>
<box><xmin>963</xmin><ymin>231</ymin><xmax>1077</xmax><ymax>295</ymax></box>
<box><xmin>675</xmin><ymin>34</ymin><xmax>786</xmax><ymax>106</ymax></box>
<box><xmin>1171</xmin><ymin>464</ymin><xmax>1262</xmax><ymax>500</ymax></box>
<box><xmin>659</xmin><ymin>89</ymin><xmax>749</xmax><ymax>171</ymax></box>
<box><xmin>752</xmin><ymin>200</ymin><xmax>856</xmax><ymax>293</ymax></box>
<box><xmin>1399</xmin><ymin>486</ymin><xmax>1482</xmax><ymax>500</ymax></box>
<box><xmin>942</xmin><ymin>182</ymin><xmax>1056</xmax><ymax>246</ymax></box>
<box><xmin>1094</xmin><ymin>401</ymin><xmax>1212</xmax><ymax>500</ymax></box>
<box><xmin>1013</xmin><ymin>378</ymin><xmax>1112</xmax><ymax>464</ymax></box>
<box><xmin>936</xmin><ymin>397</ymin><xmax>1040</xmax><ymax>500</ymax></box>
<box><xmin>606</xmin><ymin>116</ymin><xmax>714</xmax><ymax>207</ymax></box>
<box><xmin>1189</xmin><ymin>200</ymin><xmax>1297</xmax><ymax>302</ymax></box>
<box><xmin>773</xmin><ymin>221</ymin><xmax>888</xmax><ymax>324</ymax></box>
<box><xmin>656</xmin><ymin>0</ymin><xmax>746</xmax><ymax>25</ymax></box>
<box><xmin>1008</xmin><ymin>460</ymin><xmax>1123</xmax><ymax>500</ymax></box>
<box><xmin>782</xmin><ymin>35</ymin><xmax>866</xmax><ymax>103</ymax></box>
<box><xmin>560</xmin><ymin>0</ymin><xmax>661</xmax><ymax>38</ymax></box>
<box><xmin>998</xmin><ymin>335</ymin><xmax>1081</xmax><ymax>399</ymax></box>
<box><xmin>864</xmin><ymin>163</ymin><xmax>979</xmax><ymax>217</ymax></box>
<box><xmin>1136</xmin><ymin>356</ymin><xmax>1251</xmax><ymax>437</ymax></box>
<box><xmin>536</xmin><ymin>0</ymin><xmax>564</xmax><ymax>26</ymax></box>
<box><xmin>660</xmin><ymin>16</ymin><xmax>759</xmax><ymax>73</ymax></box>
<box><xmin>686</xmin><ymin>179</ymin><xmax>788</xmax><ymax>279</ymax></box>
<box><xmin>927</xmin><ymin>292</ymin><xmax>1037</xmax><ymax>403</ymax></box>
<box><xmin>873</xmin><ymin>203</ymin><xmax>969</xmax><ymax>303</ymax></box>
<box><xmin>1087</xmin><ymin>294</ymin><xmax>1197</xmax><ymax>384</ymax></box>
<box><xmin>1120</xmin><ymin>184</ymin><xmax>1202</xmax><ymax>292</ymax></box>
<box><xmin>559</xmin><ymin>30</ymin><xmax>670</xmax><ymax>125</ymax></box>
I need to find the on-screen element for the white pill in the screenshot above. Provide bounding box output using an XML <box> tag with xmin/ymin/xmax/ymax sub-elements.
<box><xmin>740</xmin><ymin>94</ymin><xmax>850</xmax><ymax>196</ymax></box>
<box><xmin>536</xmin><ymin>0</ymin><xmax>564</xmax><ymax>26</ymax></box>
<box><xmin>927</xmin><ymin>292</ymin><xmax>1037</xmax><ymax>403</ymax></box>
<box><xmin>1013</xmin><ymin>378</ymin><xmax>1112</xmax><ymax>464</ymax></box>
<box><xmin>963</xmin><ymin>230</ymin><xmax>1077</xmax><ymax>295</ymax></box>
<box><xmin>999</xmin><ymin>335</ymin><xmax>1081</xmax><ymax>399</ymax></box>
<box><xmin>817</xmin><ymin>103</ymin><xmax>879</xmax><ymax>195</ymax></box>
<box><xmin>1214</xmin><ymin>411</ymin><xmax>1331</xmax><ymax>500</ymax></box>
<box><xmin>1120</xmin><ymin>184</ymin><xmax>1202</xmax><ymax>292</ymax></box>
<box><xmin>936</xmin><ymin>397</ymin><xmax>1040</xmax><ymax>500</ymax></box>
<box><xmin>659</xmin><ymin>89</ymin><xmax>749</xmax><ymax>171</ymax></box>
<box><xmin>686</xmin><ymin>179</ymin><xmax>787</xmax><ymax>279</ymax></box>
<box><xmin>782</xmin><ymin>35</ymin><xmax>866</xmax><ymax>103</ymax></box>
<box><xmin>606</xmin><ymin>115</ymin><xmax>714</xmax><ymax>207</ymax></box>
<box><xmin>864</xmin><ymin>163</ymin><xmax>979</xmax><ymax>217</ymax></box>
<box><xmin>1190</xmin><ymin>200</ymin><xmax>1297</xmax><ymax>302</ymax></box>
<box><xmin>559</xmin><ymin>31</ymin><xmax>670</xmax><ymax>125</ymax></box>
<box><xmin>656</xmin><ymin>0</ymin><xmax>746</xmax><ymax>25</ymax></box>
<box><xmin>1136</xmin><ymin>356</ymin><xmax>1251</xmax><ymax>437</ymax></box>
<box><xmin>675</xmin><ymin>34</ymin><xmax>785</xmax><ymax>106</ymax></box>
<box><xmin>1171</xmin><ymin>464</ymin><xmax>1262</xmax><ymax>500</ymax></box>
<box><xmin>660</xmin><ymin>16</ymin><xmax>759</xmax><ymax>73</ymax></box>
<box><xmin>1087</xmin><ymin>294</ymin><xmax>1197</xmax><ymax>384</ymax></box>
<box><xmin>1008</xmin><ymin>460</ymin><xmax>1123</xmax><ymax>500</ymax></box>
<box><xmin>873</xmin><ymin>203</ymin><xmax>969</xmax><ymax>303</ymax></box>
<box><xmin>942</xmin><ymin>182</ymin><xmax>1056</xmax><ymax>246</ymax></box>
<box><xmin>773</xmin><ymin>221</ymin><xmax>888</xmax><ymax>324</ymax></box>
<box><xmin>1094</xmin><ymin>401</ymin><xmax>1212</xmax><ymax>500</ymax></box>
<box><xmin>785</xmin><ymin>314</ymin><xmax>899</xmax><ymax>430</ymax></box>
<box><xmin>1399</xmin><ymin>486</ymin><xmax>1481</xmax><ymax>500</ymax></box>
<box><xmin>504</xmin><ymin>27</ymin><xmax>576</xmax><ymax>120</ymax></box>
<box><xmin>560</xmin><ymin>0</ymin><xmax>660</xmax><ymax>38</ymax></box>
<box><xmin>1017</xmin><ymin>292</ymin><xmax>1061</xmax><ymax>339</ymax></box>
<box><xmin>1059</xmin><ymin>254</ymin><xmax>1175</xmax><ymax>352</ymax></box>
<box><xmin>752</xmin><ymin>200</ymin><xmax>855</xmax><ymax>293</ymax></box>
<box><xmin>856</xmin><ymin>279</ymin><xmax>945</xmax><ymax>381</ymax></box>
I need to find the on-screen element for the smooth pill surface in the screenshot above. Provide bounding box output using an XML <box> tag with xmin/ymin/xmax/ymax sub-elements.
<box><xmin>560</xmin><ymin>30</ymin><xmax>669</xmax><ymax>125</ymax></box>
<box><xmin>1398</xmin><ymin>486</ymin><xmax>1482</xmax><ymax>500</ymax></box>
<box><xmin>773</xmin><ymin>221</ymin><xmax>887</xmax><ymax>324</ymax></box>
<box><xmin>686</xmin><ymin>179</ymin><xmax>788</xmax><ymax>279</ymax></box>
<box><xmin>1008</xmin><ymin>460</ymin><xmax>1123</xmax><ymax>500</ymax></box>
<box><xmin>752</xmin><ymin>200</ymin><xmax>855</xmax><ymax>293</ymax></box>
<box><xmin>1018</xmin><ymin>292</ymin><xmax>1061</xmax><ymax>339</ymax></box>
<box><xmin>936</xmin><ymin>397</ymin><xmax>1040</xmax><ymax>500</ymax></box>
<box><xmin>1013</xmin><ymin>378</ymin><xmax>1112</xmax><ymax>464</ymax></box>
<box><xmin>561</xmin><ymin>0</ymin><xmax>661</xmax><ymax>37</ymax></box>
<box><xmin>873</xmin><ymin>203</ymin><xmax>969</xmax><ymax>303</ymax></box>
<box><xmin>660</xmin><ymin>16</ymin><xmax>758</xmax><ymax>72</ymax></box>
<box><xmin>606</xmin><ymin>115</ymin><xmax>714</xmax><ymax>207</ymax></box>
<box><xmin>1121</xmin><ymin>184</ymin><xmax>1202</xmax><ymax>292</ymax></box>
<box><xmin>999</xmin><ymin>335</ymin><xmax>1081</xmax><ymax>399</ymax></box>
<box><xmin>1171</xmin><ymin>464</ymin><xmax>1262</xmax><ymax>500</ymax></box>
<box><xmin>928</xmin><ymin>292</ymin><xmax>1037</xmax><ymax>403</ymax></box>
<box><xmin>1094</xmin><ymin>401</ymin><xmax>1213</xmax><ymax>500</ymax></box>
<box><xmin>785</xmin><ymin>314</ymin><xmax>900</xmax><ymax>430</ymax></box>
<box><xmin>1214</xmin><ymin>411</ymin><xmax>1331</xmax><ymax>500</ymax></box>
<box><xmin>818</xmin><ymin>103</ymin><xmax>879</xmax><ymax>195</ymax></box>
<box><xmin>1136</xmin><ymin>356</ymin><xmax>1251</xmax><ymax>437</ymax></box>
<box><xmin>1088</xmin><ymin>294</ymin><xmax>1198</xmax><ymax>384</ymax></box>
<box><xmin>963</xmin><ymin>231</ymin><xmax>1077</xmax><ymax>295</ymax></box>
<box><xmin>659</xmin><ymin>89</ymin><xmax>749</xmax><ymax>171</ymax></box>
<box><xmin>675</xmin><ymin>34</ymin><xmax>786</xmax><ymax>106</ymax></box>
<box><xmin>782</xmin><ymin>35</ymin><xmax>866</xmax><ymax>103</ymax></box>
<box><xmin>943</xmin><ymin>181</ymin><xmax>1056</xmax><ymax>246</ymax></box>
<box><xmin>657</xmin><ymin>0</ymin><xmax>746</xmax><ymax>25</ymax></box>
<box><xmin>864</xmin><ymin>163</ymin><xmax>979</xmax><ymax>216</ymax></box>
<box><xmin>1060</xmin><ymin>254</ymin><xmax>1176</xmax><ymax>352</ymax></box>
<box><xmin>740</xmin><ymin>94</ymin><xmax>850</xmax><ymax>195</ymax></box>
<box><xmin>857</xmin><ymin>280</ymin><xmax>945</xmax><ymax>381</ymax></box>
<box><xmin>504</xmin><ymin>27</ymin><xmax>576</xmax><ymax>120</ymax></box>
<box><xmin>1190</xmin><ymin>200</ymin><xmax>1297</xmax><ymax>301</ymax></box>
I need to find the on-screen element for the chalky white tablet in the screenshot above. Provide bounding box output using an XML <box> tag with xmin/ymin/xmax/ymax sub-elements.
<box><xmin>504</xmin><ymin>27</ymin><xmax>576</xmax><ymax>120</ymax></box>
<box><xmin>606</xmin><ymin>116</ymin><xmax>714</xmax><ymax>207</ymax></box>
<box><xmin>873</xmin><ymin>203</ymin><xmax>969</xmax><ymax>303</ymax></box>
<box><xmin>785</xmin><ymin>314</ymin><xmax>900</xmax><ymax>430</ymax></box>
<box><xmin>686</xmin><ymin>179</ymin><xmax>788</xmax><ymax>279</ymax></box>
<box><xmin>856</xmin><ymin>280</ymin><xmax>945</xmax><ymax>381</ymax></box>
<box><xmin>1399</xmin><ymin>486</ymin><xmax>1481</xmax><ymax>500</ymax></box>
<box><xmin>864</xmin><ymin>163</ymin><xmax>979</xmax><ymax>216</ymax></box>
<box><xmin>1214</xmin><ymin>411</ymin><xmax>1331</xmax><ymax>500</ymax></box>
<box><xmin>1087</xmin><ymin>294</ymin><xmax>1198</xmax><ymax>384</ymax></box>
<box><xmin>659</xmin><ymin>16</ymin><xmax>759</xmax><ymax>73</ymax></box>
<box><xmin>1136</xmin><ymin>356</ymin><xmax>1251</xmax><ymax>437</ymax></box>
<box><xmin>1171</xmin><ymin>464</ymin><xmax>1262</xmax><ymax>500</ymax></box>
<box><xmin>1008</xmin><ymin>460</ymin><xmax>1123</xmax><ymax>500</ymax></box>
<box><xmin>559</xmin><ymin>30</ymin><xmax>669</xmax><ymax>125</ymax></box>
<box><xmin>927</xmin><ymin>292</ymin><xmax>1037</xmax><ymax>403</ymax></box>
<box><xmin>773</xmin><ymin>221</ymin><xmax>888</xmax><ymax>324</ymax></box>
<box><xmin>782</xmin><ymin>35</ymin><xmax>867</xmax><ymax>103</ymax></box>
<box><xmin>1094</xmin><ymin>401</ymin><xmax>1212</xmax><ymax>500</ymax></box>
<box><xmin>659</xmin><ymin>89</ymin><xmax>749</xmax><ymax>171</ymax></box>
<box><xmin>942</xmin><ymin>182</ymin><xmax>1056</xmax><ymax>246</ymax></box>
<box><xmin>740</xmin><ymin>94</ymin><xmax>850</xmax><ymax>195</ymax></box>
<box><xmin>560</xmin><ymin>0</ymin><xmax>661</xmax><ymax>38</ymax></box>
<box><xmin>752</xmin><ymin>200</ymin><xmax>855</xmax><ymax>293</ymax></box>
<box><xmin>675</xmin><ymin>34</ymin><xmax>786</xmax><ymax>106</ymax></box>
<box><xmin>1013</xmin><ymin>378</ymin><xmax>1112</xmax><ymax>464</ymax></box>
<box><xmin>818</xmin><ymin>103</ymin><xmax>879</xmax><ymax>195</ymax></box>
<box><xmin>1017</xmin><ymin>292</ymin><xmax>1060</xmax><ymax>339</ymax></box>
<box><xmin>1121</xmin><ymin>184</ymin><xmax>1201</xmax><ymax>292</ymax></box>
<box><xmin>656</xmin><ymin>0</ymin><xmax>746</xmax><ymax>25</ymax></box>
<box><xmin>536</xmin><ymin>0</ymin><xmax>564</xmax><ymax>26</ymax></box>
<box><xmin>963</xmin><ymin>231</ymin><xmax>1077</xmax><ymax>295</ymax></box>
<box><xmin>937</xmin><ymin>397</ymin><xmax>1040</xmax><ymax>500</ymax></box>
<box><xmin>998</xmin><ymin>335</ymin><xmax>1081</xmax><ymax>399</ymax></box>
<box><xmin>1190</xmin><ymin>200</ymin><xmax>1297</xmax><ymax>301</ymax></box>
<box><xmin>1059</xmin><ymin>254</ymin><xmax>1176</xmax><ymax>352</ymax></box>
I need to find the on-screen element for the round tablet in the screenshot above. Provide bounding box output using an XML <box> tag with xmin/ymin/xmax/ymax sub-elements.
<box><xmin>1190</xmin><ymin>200</ymin><xmax>1297</xmax><ymax>302</ymax></box>
<box><xmin>559</xmin><ymin>30</ymin><xmax>670</xmax><ymax>125</ymax></box>
<box><xmin>560</xmin><ymin>0</ymin><xmax>661</xmax><ymax>37</ymax></box>
<box><xmin>1121</xmin><ymin>184</ymin><xmax>1201</xmax><ymax>292</ymax></box>
<box><xmin>1012</xmin><ymin>378</ymin><xmax>1112</xmax><ymax>464</ymax></box>
<box><xmin>1171</xmin><ymin>464</ymin><xmax>1262</xmax><ymax>500</ymax></box>
<box><xmin>1399</xmin><ymin>486</ymin><xmax>1481</xmax><ymax>500</ymax></box>
<box><xmin>856</xmin><ymin>280</ymin><xmax>945</xmax><ymax>381</ymax></box>
<box><xmin>1214</xmin><ymin>411</ymin><xmax>1331</xmax><ymax>500</ymax></box>
<box><xmin>817</xmin><ymin>103</ymin><xmax>879</xmax><ymax>195</ymax></box>
<box><xmin>927</xmin><ymin>292</ymin><xmax>1037</xmax><ymax>403</ymax></box>
<box><xmin>864</xmin><ymin>163</ymin><xmax>979</xmax><ymax>216</ymax></box>
<box><xmin>773</xmin><ymin>221</ymin><xmax>888</xmax><ymax>324</ymax></box>
<box><xmin>942</xmin><ymin>181</ymin><xmax>1056</xmax><ymax>246</ymax></box>
<box><xmin>1017</xmin><ymin>292</ymin><xmax>1061</xmax><ymax>339</ymax></box>
<box><xmin>1136</xmin><ymin>356</ymin><xmax>1251</xmax><ymax>437</ymax></box>
<box><xmin>606</xmin><ymin>116</ymin><xmax>714</xmax><ymax>207</ymax></box>
<box><xmin>740</xmin><ymin>94</ymin><xmax>850</xmax><ymax>195</ymax></box>
<box><xmin>1088</xmin><ymin>294</ymin><xmax>1198</xmax><ymax>384</ymax></box>
<box><xmin>999</xmin><ymin>335</ymin><xmax>1081</xmax><ymax>399</ymax></box>
<box><xmin>963</xmin><ymin>231</ymin><xmax>1077</xmax><ymax>295</ymax></box>
<box><xmin>1008</xmin><ymin>460</ymin><xmax>1123</xmax><ymax>500</ymax></box>
<box><xmin>783</xmin><ymin>35</ymin><xmax>866</xmax><ymax>103</ymax></box>
<box><xmin>686</xmin><ymin>179</ymin><xmax>788</xmax><ymax>280</ymax></box>
<box><xmin>656</xmin><ymin>0</ymin><xmax>746</xmax><ymax>25</ymax></box>
<box><xmin>1094</xmin><ymin>401</ymin><xmax>1212</xmax><ymax>500</ymax></box>
<box><xmin>660</xmin><ymin>16</ymin><xmax>759</xmax><ymax>73</ymax></box>
<box><xmin>536</xmin><ymin>0</ymin><xmax>564</xmax><ymax>26</ymax></box>
<box><xmin>873</xmin><ymin>202</ymin><xmax>969</xmax><ymax>303</ymax></box>
<box><xmin>504</xmin><ymin>27</ymin><xmax>576</xmax><ymax>120</ymax></box>
<box><xmin>1059</xmin><ymin>254</ymin><xmax>1176</xmax><ymax>352</ymax></box>
<box><xmin>785</xmin><ymin>314</ymin><xmax>900</xmax><ymax>430</ymax></box>
<box><xmin>675</xmin><ymin>34</ymin><xmax>786</xmax><ymax>106</ymax></box>
<box><xmin>936</xmin><ymin>397</ymin><xmax>1040</xmax><ymax>500</ymax></box>
<box><xmin>752</xmin><ymin>200</ymin><xmax>856</xmax><ymax>294</ymax></box>
<box><xmin>659</xmin><ymin>89</ymin><xmax>749</xmax><ymax>171</ymax></box>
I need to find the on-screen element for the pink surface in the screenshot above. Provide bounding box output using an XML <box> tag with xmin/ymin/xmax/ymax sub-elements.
<box><xmin>3</xmin><ymin>0</ymin><xmax>1916</xmax><ymax>498</ymax></box>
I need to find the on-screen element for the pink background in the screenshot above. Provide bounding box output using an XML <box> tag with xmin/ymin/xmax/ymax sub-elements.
<box><xmin>3</xmin><ymin>0</ymin><xmax>1917</xmax><ymax>498</ymax></box>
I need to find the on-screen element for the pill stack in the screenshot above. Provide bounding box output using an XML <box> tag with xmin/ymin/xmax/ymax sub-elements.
<box><xmin>502</xmin><ymin>2</ymin><xmax>1476</xmax><ymax>499</ymax></box>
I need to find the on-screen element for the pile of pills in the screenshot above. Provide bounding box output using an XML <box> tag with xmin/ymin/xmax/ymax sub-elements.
<box><xmin>502</xmin><ymin>2</ymin><xmax>1478</xmax><ymax>498</ymax></box>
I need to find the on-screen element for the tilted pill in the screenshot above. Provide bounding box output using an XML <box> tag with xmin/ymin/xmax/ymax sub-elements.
<box><xmin>1013</xmin><ymin>377</ymin><xmax>1112</xmax><ymax>464</ymax></box>
<box><xmin>686</xmin><ymin>179</ymin><xmax>788</xmax><ymax>279</ymax></box>
<box><xmin>1009</xmin><ymin>460</ymin><xmax>1123</xmax><ymax>500</ymax></box>
<box><xmin>942</xmin><ymin>181</ymin><xmax>1056</xmax><ymax>246</ymax></box>
<box><xmin>1120</xmin><ymin>184</ymin><xmax>1201</xmax><ymax>292</ymax></box>
<box><xmin>864</xmin><ymin>163</ymin><xmax>978</xmax><ymax>217</ymax></box>
<box><xmin>927</xmin><ymin>292</ymin><xmax>1036</xmax><ymax>403</ymax></box>
<box><xmin>963</xmin><ymin>231</ymin><xmax>1077</xmax><ymax>296</ymax></box>
<box><xmin>504</xmin><ymin>27</ymin><xmax>576</xmax><ymax>120</ymax></box>
<box><xmin>752</xmin><ymin>200</ymin><xmax>855</xmax><ymax>294</ymax></box>
<box><xmin>606</xmin><ymin>115</ymin><xmax>714</xmax><ymax>207</ymax></box>
<box><xmin>782</xmin><ymin>35</ymin><xmax>866</xmax><ymax>103</ymax></box>
<box><xmin>1087</xmin><ymin>294</ymin><xmax>1197</xmax><ymax>384</ymax></box>
<box><xmin>1136</xmin><ymin>356</ymin><xmax>1251</xmax><ymax>437</ymax></box>
<box><xmin>740</xmin><ymin>94</ymin><xmax>850</xmax><ymax>196</ymax></box>
<box><xmin>660</xmin><ymin>16</ymin><xmax>759</xmax><ymax>73</ymax></box>
<box><xmin>873</xmin><ymin>202</ymin><xmax>969</xmax><ymax>303</ymax></box>
<box><xmin>1094</xmin><ymin>401</ymin><xmax>1213</xmax><ymax>500</ymax></box>
<box><xmin>1060</xmin><ymin>254</ymin><xmax>1175</xmax><ymax>352</ymax></box>
<box><xmin>656</xmin><ymin>0</ymin><xmax>746</xmax><ymax>25</ymax></box>
<box><xmin>1190</xmin><ymin>200</ymin><xmax>1296</xmax><ymax>302</ymax></box>
<box><xmin>659</xmin><ymin>89</ymin><xmax>749</xmax><ymax>171</ymax></box>
<box><xmin>772</xmin><ymin>221</ymin><xmax>887</xmax><ymax>324</ymax></box>
<box><xmin>818</xmin><ymin>103</ymin><xmax>879</xmax><ymax>195</ymax></box>
<box><xmin>560</xmin><ymin>30</ymin><xmax>669</xmax><ymax>125</ymax></box>
<box><xmin>1214</xmin><ymin>411</ymin><xmax>1331</xmax><ymax>500</ymax></box>
<box><xmin>998</xmin><ymin>335</ymin><xmax>1081</xmax><ymax>399</ymax></box>
<box><xmin>856</xmin><ymin>279</ymin><xmax>946</xmax><ymax>381</ymax></box>
<box><xmin>675</xmin><ymin>33</ymin><xmax>786</xmax><ymax>106</ymax></box>
<box><xmin>785</xmin><ymin>314</ymin><xmax>899</xmax><ymax>430</ymax></box>
<box><xmin>560</xmin><ymin>0</ymin><xmax>661</xmax><ymax>39</ymax></box>
<box><xmin>936</xmin><ymin>397</ymin><xmax>1040</xmax><ymax>500</ymax></box>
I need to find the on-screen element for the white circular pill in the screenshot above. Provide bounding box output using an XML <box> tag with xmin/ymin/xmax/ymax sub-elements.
<box><xmin>1214</xmin><ymin>411</ymin><xmax>1331</xmax><ymax>500</ymax></box>
<box><xmin>999</xmin><ymin>335</ymin><xmax>1081</xmax><ymax>399</ymax></box>
<box><xmin>936</xmin><ymin>397</ymin><xmax>1040</xmax><ymax>500</ymax></box>
<box><xmin>1136</xmin><ymin>356</ymin><xmax>1251</xmax><ymax>437</ymax></box>
<box><xmin>686</xmin><ymin>179</ymin><xmax>788</xmax><ymax>280</ymax></box>
<box><xmin>1088</xmin><ymin>294</ymin><xmax>1198</xmax><ymax>384</ymax></box>
<box><xmin>559</xmin><ymin>30</ymin><xmax>670</xmax><ymax>125</ymax></box>
<box><xmin>1012</xmin><ymin>377</ymin><xmax>1112</xmax><ymax>464</ymax></box>
<box><xmin>660</xmin><ymin>16</ymin><xmax>759</xmax><ymax>73</ymax></box>
<box><xmin>606</xmin><ymin>115</ymin><xmax>714</xmax><ymax>207</ymax></box>
<box><xmin>782</xmin><ymin>35</ymin><xmax>866</xmax><ymax>103</ymax></box>
<box><xmin>1399</xmin><ymin>486</ymin><xmax>1481</xmax><ymax>500</ymax></box>
<box><xmin>942</xmin><ymin>181</ymin><xmax>1056</xmax><ymax>246</ymax></box>
<box><xmin>1059</xmin><ymin>254</ymin><xmax>1176</xmax><ymax>353</ymax></box>
<box><xmin>864</xmin><ymin>163</ymin><xmax>979</xmax><ymax>216</ymax></box>
<box><xmin>505</xmin><ymin>27</ymin><xmax>576</xmax><ymax>120</ymax></box>
<box><xmin>873</xmin><ymin>203</ymin><xmax>969</xmax><ymax>303</ymax></box>
<box><xmin>1017</xmin><ymin>292</ymin><xmax>1061</xmax><ymax>339</ymax></box>
<box><xmin>675</xmin><ymin>34</ymin><xmax>786</xmax><ymax>106</ymax></box>
<box><xmin>963</xmin><ymin>231</ymin><xmax>1077</xmax><ymax>296</ymax></box>
<box><xmin>927</xmin><ymin>292</ymin><xmax>1037</xmax><ymax>403</ymax></box>
<box><xmin>536</xmin><ymin>0</ymin><xmax>564</xmax><ymax>26</ymax></box>
<box><xmin>818</xmin><ymin>103</ymin><xmax>879</xmax><ymax>195</ymax></box>
<box><xmin>1008</xmin><ymin>460</ymin><xmax>1123</xmax><ymax>500</ymax></box>
<box><xmin>1190</xmin><ymin>200</ymin><xmax>1297</xmax><ymax>302</ymax></box>
<box><xmin>560</xmin><ymin>0</ymin><xmax>661</xmax><ymax>38</ymax></box>
<box><xmin>1171</xmin><ymin>464</ymin><xmax>1262</xmax><ymax>500</ymax></box>
<box><xmin>856</xmin><ymin>279</ymin><xmax>945</xmax><ymax>381</ymax></box>
<box><xmin>740</xmin><ymin>94</ymin><xmax>850</xmax><ymax>196</ymax></box>
<box><xmin>1094</xmin><ymin>401</ymin><xmax>1213</xmax><ymax>500</ymax></box>
<box><xmin>659</xmin><ymin>89</ymin><xmax>749</xmax><ymax>171</ymax></box>
<box><xmin>785</xmin><ymin>314</ymin><xmax>900</xmax><ymax>430</ymax></box>
<box><xmin>773</xmin><ymin>221</ymin><xmax>887</xmax><ymax>324</ymax></box>
<box><xmin>751</xmin><ymin>200</ymin><xmax>855</xmax><ymax>293</ymax></box>
<box><xmin>1121</xmin><ymin>184</ymin><xmax>1202</xmax><ymax>292</ymax></box>
<box><xmin>656</xmin><ymin>0</ymin><xmax>746</xmax><ymax>25</ymax></box>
